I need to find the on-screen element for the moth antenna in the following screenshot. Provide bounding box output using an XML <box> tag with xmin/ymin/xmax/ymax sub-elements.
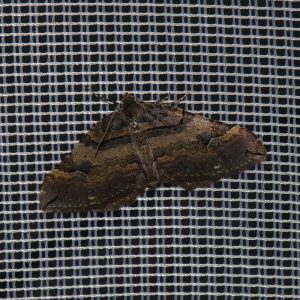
<box><xmin>90</xmin><ymin>91</ymin><xmax>114</xmax><ymax>104</ymax></box>
<box><xmin>95</xmin><ymin>102</ymin><xmax>121</xmax><ymax>157</ymax></box>
<box><xmin>92</xmin><ymin>93</ymin><xmax>112</xmax><ymax>103</ymax></box>
<box><xmin>157</xmin><ymin>93</ymin><xmax>188</xmax><ymax>105</ymax></box>
<box><xmin>144</xmin><ymin>107</ymin><xmax>178</xmax><ymax>133</ymax></box>
<box><xmin>158</xmin><ymin>93</ymin><xmax>171</xmax><ymax>103</ymax></box>
<box><xmin>146</xmin><ymin>93</ymin><xmax>189</xmax><ymax>132</ymax></box>
<box><xmin>132</xmin><ymin>94</ymin><xmax>142</xmax><ymax>102</ymax></box>
<box><xmin>177</xmin><ymin>93</ymin><xmax>188</xmax><ymax>103</ymax></box>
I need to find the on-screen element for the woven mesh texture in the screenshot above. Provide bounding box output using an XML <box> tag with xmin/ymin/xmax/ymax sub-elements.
<box><xmin>1</xmin><ymin>1</ymin><xmax>299</xmax><ymax>299</ymax></box>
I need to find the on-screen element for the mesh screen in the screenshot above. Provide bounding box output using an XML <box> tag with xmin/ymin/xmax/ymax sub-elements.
<box><xmin>1</xmin><ymin>1</ymin><xmax>299</xmax><ymax>299</ymax></box>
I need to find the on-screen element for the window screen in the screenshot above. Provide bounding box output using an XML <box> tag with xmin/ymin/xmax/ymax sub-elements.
<box><xmin>1</xmin><ymin>1</ymin><xmax>299</xmax><ymax>299</ymax></box>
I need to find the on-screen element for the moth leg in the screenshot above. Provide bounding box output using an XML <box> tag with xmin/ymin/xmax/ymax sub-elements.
<box><xmin>129</xmin><ymin>129</ymin><xmax>152</xmax><ymax>183</ymax></box>
<box><xmin>145</xmin><ymin>138</ymin><xmax>160</xmax><ymax>183</ymax></box>
<box><xmin>129</xmin><ymin>126</ymin><xmax>160</xmax><ymax>185</ymax></box>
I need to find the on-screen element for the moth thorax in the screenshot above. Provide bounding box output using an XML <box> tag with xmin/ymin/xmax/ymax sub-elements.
<box><xmin>123</xmin><ymin>98</ymin><xmax>143</xmax><ymax>120</ymax></box>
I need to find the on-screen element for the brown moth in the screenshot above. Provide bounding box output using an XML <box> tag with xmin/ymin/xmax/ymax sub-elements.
<box><xmin>40</xmin><ymin>93</ymin><xmax>267</xmax><ymax>212</ymax></box>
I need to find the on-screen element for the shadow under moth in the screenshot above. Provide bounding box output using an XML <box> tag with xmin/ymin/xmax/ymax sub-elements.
<box><xmin>40</xmin><ymin>94</ymin><xmax>267</xmax><ymax>212</ymax></box>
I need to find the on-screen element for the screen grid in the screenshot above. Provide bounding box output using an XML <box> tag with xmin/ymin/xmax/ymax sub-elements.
<box><xmin>1</xmin><ymin>1</ymin><xmax>299</xmax><ymax>299</ymax></box>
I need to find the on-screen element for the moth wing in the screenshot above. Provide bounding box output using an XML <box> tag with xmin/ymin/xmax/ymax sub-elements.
<box><xmin>153</xmin><ymin>112</ymin><xmax>267</xmax><ymax>190</ymax></box>
<box><xmin>40</xmin><ymin>115</ymin><xmax>147</xmax><ymax>212</ymax></box>
<box><xmin>40</xmin><ymin>167</ymin><xmax>147</xmax><ymax>213</ymax></box>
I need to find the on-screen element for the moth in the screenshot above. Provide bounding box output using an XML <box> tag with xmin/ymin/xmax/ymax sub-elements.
<box><xmin>40</xmin><ymin>93</ymin><xmax>267</xmax><ymax>212</ymax></box>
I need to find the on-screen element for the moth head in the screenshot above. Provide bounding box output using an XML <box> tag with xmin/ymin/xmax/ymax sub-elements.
<box><xmin>122</xmin><ymin>93</ymin><xmax>143</xmax><ymax>122</ymax></box>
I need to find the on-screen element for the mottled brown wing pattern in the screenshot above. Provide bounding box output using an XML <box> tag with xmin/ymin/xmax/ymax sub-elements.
<box><xmin>40</xmin><ymin>96</ymin><xmax>184</xmax><ymax>212</ymax></box>
<box><xmin>40</xmin><ymin>126</ymin><xmax>149</xmax><ymax>212</ymax></box>
<box><xmin>40</xmin><ymin>94</ymin><xmax>267</xmax><ymax>212</ymax></box>
<box><xmin>152</xmin><ymin>112</ymin><xmax>267</xmax><ymax>190</ymax></box>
